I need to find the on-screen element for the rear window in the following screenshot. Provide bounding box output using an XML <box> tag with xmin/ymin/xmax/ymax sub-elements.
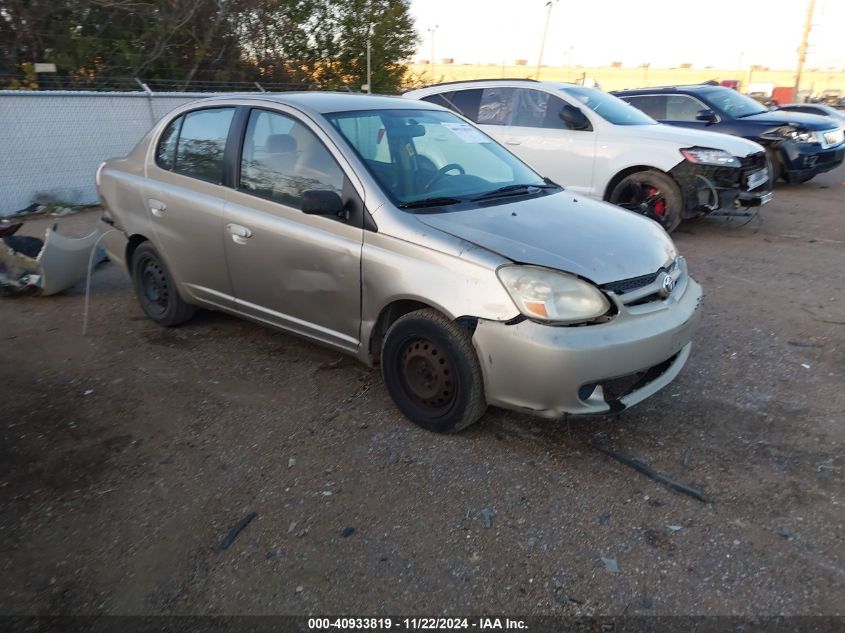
<box><xmin>421</xmin><ymin>89</ymin><xmax>482</xmax><ymax>122</ymax></box>
<box><xmin>155</xmin><ymin>116</ymin><xmax>182</xmax><ymax>170</ymax></box>
<box><xmin>172</xmin><ymin>108</ymin><xmax>235</xmax><ymax>184</ymax></box>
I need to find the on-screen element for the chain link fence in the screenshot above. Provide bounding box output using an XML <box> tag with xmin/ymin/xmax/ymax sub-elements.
<box><xmin>0</xmin><ymin>81</ymin><xmax>315</xmax><ymax>215</ymax></box>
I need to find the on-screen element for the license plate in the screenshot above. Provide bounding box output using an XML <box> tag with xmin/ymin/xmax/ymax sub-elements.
<box><xmin>747</xmin><ymin>167</ymin><xmax>769</xmax><ymax>190</ymax></box>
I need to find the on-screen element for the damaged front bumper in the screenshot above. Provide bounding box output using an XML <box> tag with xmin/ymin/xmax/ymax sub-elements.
<box><xmin>670</xmin><ymin>152</ymin><xmax>772</xmax><ymax>219</ymax></box>
<box><xmin>471</xmin><ymin>271</ymin><xmax>702</xmax><ymax>419</ymax></box>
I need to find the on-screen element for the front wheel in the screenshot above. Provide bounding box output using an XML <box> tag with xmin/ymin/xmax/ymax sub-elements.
<box><xmin>609</xmin><ymin>170</ymin><xmax>683</xmax><ymax>232</ymax></box>
<box><xmin>381</xmin><ymin>309</ymin><xmax>486</xmax><ymax>433</ymax></box>
<box><xmin>131</xmin><ymin>242</ymin><xmax>196</xmax><ymax>326</ymax></box>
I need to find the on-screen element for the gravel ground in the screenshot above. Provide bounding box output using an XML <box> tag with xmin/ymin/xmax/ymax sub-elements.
<box><xmin>1</xmin><ymin>165</ymin><xmax>843</xmax><ymax>616</ymax></box>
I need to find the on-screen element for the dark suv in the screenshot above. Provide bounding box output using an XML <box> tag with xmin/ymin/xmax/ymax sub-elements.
<box><xmin>613</xmin><ymin>84</ymin><xmax>845</xmax><ymax>183</ymax></box>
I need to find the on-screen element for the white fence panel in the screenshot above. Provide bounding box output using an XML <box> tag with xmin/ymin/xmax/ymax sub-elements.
<box><xmin>0</xmin><ymin>91</ymin><xmax>221</xmax><ymax>215</ymax></box>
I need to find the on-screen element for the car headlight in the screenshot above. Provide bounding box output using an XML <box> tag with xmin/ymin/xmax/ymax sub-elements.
<box><xmin>497</xmin><ymin>265</ymin><xmax>610</xmax><ymax>324</ymax></box>
<box><xmin>680</xmin><ymin>147</ymin><xmax>741</xmax><ymax>167</ymax></box>
<box><xmin>765</xmin><ymin>126</ymin><xmax>818</xmax><ymax>143</ymax></box>
<box><xmin>785</xmin><ymin>129</ymin><xmax>817</xmax><ymax>143</ymax></box>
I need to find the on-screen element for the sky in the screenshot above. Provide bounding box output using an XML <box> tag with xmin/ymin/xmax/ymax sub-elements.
<box><xmin>409</xmin><ymin>0</ymin><xmax>845</xmax><ymax>70</ymax></box>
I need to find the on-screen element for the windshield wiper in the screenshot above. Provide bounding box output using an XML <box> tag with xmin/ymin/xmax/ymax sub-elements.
<box><xmin>471</xmin><ymin>183</ymin><xmax>558</xmax><ymax>201</ymax></box>
<box><xmin>398</xmin><ymin>196</ymin><xmax>465</xmax><ymax>209</ymax></box>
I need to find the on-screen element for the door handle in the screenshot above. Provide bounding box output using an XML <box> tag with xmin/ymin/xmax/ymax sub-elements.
<box><xmin>505</xmin><ymin>139</ymin><xmax>522</xmax><ymax>146</ymax></box>
<box><xmin>148</xmin><ymin>198</ymin><xmax>167</xmax><ymax>217</ymax></box>
<box><xmin>226</xmin><ymin>223</ymin><xmax>253</xmax><ymax>245</ymax></box>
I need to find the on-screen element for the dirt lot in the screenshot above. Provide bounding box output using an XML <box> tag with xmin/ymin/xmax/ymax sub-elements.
<box><xmin>1</xmin><ymin>165</ymin><xmax>843</xmax><ymax>617</ymax></box>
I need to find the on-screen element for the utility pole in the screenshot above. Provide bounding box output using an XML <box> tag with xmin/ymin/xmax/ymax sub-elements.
<box><xmin>428</xmin><ymin>25</ymin><xmax>439</xmax><ymax>80</ymax></box>
<box><xmin>366</xmin><ymin>39</ymin><xmax>372</xmax><ymax>93</ymax></box>
<box><xmin>535</xmin><ymin>1</ymin><xmax>557</xmax><ymax>80</ymax></box>
<box><xmin>794</xmin><ymin>0</ymin><xmax>816</xmax><ymax>97</ymax></box>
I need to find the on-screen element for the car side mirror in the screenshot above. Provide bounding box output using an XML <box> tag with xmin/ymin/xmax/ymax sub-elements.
<box><xmin>695</xmin><ymin>109</ymin><xmax>717</xmax><ymax>123</ymax></box>
<box><xmin>558</xmin><ymin>105</ymin><xmax>592</xmax><ymax>131</ymax></box>
<box><xmin>302</xmin><ymin>190</ymin><xmax>347</xmax><ymax>218</ymax></box>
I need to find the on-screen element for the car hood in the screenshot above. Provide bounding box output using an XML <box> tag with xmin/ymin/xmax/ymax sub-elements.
<box><xmin>738</xmin><ymin>110</ymin><xmax>837</xmax><ymax>131</ymax></box>
<box><xmin>415</xmin><ymin>192</ymin><xmax>677</xmax><ymax>285</ymax></box>
<box><xmin>630</xmin><ymin>123</ymin><xmax>764</xmax><ymax>156</ymax></box>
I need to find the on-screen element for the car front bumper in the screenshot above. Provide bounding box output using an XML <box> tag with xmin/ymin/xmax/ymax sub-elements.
<box><xmin>781</xmin><ymin>142</ymin><xmax>845</xmax><ymax>181</ymax></box>
<box><xmin>670</xmin><ymin>153</ymin><xmax>772</xmax><ymax>218</ymax></box>
<box><xmin>471</xmin><ymin>276</ymin><xmax>703</xmax><ymax>419</ymax></box>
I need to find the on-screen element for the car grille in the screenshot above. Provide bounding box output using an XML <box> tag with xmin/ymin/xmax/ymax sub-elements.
<box><xmin>603</xmin><ymin>271</ymin><xmax>659</xmax><ymax>295</ymax></box>
<box><xmin>602</xmin><ymin>264</ymin><xmax>670</xmax><ymax>295</ymax></box>
<box><xmin>740</xmin><ymin>151</ymin><xmax>768</xmax><ymax>171</ymax></box>
<box><xmin>823</xmin><ymin>128</ymin><xmax>844</xmax><ymax>146</ymax></box>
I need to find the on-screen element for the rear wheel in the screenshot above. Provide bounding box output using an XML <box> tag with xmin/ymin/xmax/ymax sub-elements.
<box><xmin>381</xmin><ymin>309</ymin><xmax>486</xmax><ymax>433</ymax></box>
<box><xmin>131</xmin><ymin>242</ymin><xmax>195</xmax><ymax>326</ymax></box>
<box><xmin>609</xmin><ymin>170</ymin><xmax>683</xmax><ymax>232</ymax></box>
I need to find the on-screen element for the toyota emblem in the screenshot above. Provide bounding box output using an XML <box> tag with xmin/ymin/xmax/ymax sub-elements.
<box><xmin>659</xmin><ymin>273</ymin><xmax>675</xmax><ymax>297</ymax></box>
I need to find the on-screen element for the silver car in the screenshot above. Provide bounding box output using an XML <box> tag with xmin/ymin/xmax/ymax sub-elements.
<box><xmin>97</xmin><ymin>93</ymin><xmax>702</xmax><ymax>433</ymax></box>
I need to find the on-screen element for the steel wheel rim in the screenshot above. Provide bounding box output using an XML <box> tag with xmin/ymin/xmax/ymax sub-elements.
<box><xmin>139</xmin><ymin>256</ymin><xmax>169</xmax><ymax>317</ymax></box>
<box><xmin>399</xmin><ymin>338</ymin><xmax>456</xmax><ymax>412</ymax></box>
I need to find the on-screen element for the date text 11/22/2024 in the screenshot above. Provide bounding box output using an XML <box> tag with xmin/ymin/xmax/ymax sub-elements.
<box><xmin>307</xmin><ymin>618</ymin><xmax>528</xmax><ymax>630</ymax></box>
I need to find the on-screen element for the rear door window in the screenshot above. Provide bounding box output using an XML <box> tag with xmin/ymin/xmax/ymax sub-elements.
<box><xmin>621</xmin><ymin>95</ymin><xmax>667</xmax><ymax>120</ymax></box>
<box><xmin>173</xmin><ymin>107</ymin><xmax>236</xmax><ymax>184</ymax></box>
<box><xmin>478</xmin><ymin>87</ymin><xmax>517</xmax><ymax>125</ymax></box>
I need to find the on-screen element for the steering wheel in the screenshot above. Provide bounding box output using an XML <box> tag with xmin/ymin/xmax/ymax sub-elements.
<box><xmin>424</xmin><ymin>163</ymin><xmax>465</xmax><ymax>190</ymax></box>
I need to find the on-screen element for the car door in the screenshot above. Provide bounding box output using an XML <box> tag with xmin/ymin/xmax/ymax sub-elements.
<box><xmin>495</xmin><ymin>88</ymin><xmax>597</xmax><ymax>195</ymax></box>
<box><xmin>144</xmin><ymin>107</ymin><xmax>237</xmax><ymax>309</ymax></box>
<box><xmin>223</xmin><ymin>107</ymin><xmax>363</xmax><ymax>352</ymax></box>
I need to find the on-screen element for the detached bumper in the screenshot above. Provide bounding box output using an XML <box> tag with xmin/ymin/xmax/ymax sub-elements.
<box><xmin>472</xmin><ymin>277</ymin><xmax>703</xmax><ymax>419</ymax></box>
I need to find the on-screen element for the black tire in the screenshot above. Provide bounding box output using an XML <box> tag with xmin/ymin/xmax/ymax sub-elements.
<box><xmin>766</xmin><ymin>147</ymin><xmax>785</xmax><ymax>182</ymax></box>
<box><xmin>130</xmin><ymin>242</ymin><xmax>196</xmax><ymax>326</ymax></box>
<box><xmin>609</xmin><ymin>170</ymin><xmax>683</xmax><ymax>233</ymax></box>
<box><xmin>381</xmin><ymin>308</ymin><xmax>486</xmax><ymax>433</ymax></box>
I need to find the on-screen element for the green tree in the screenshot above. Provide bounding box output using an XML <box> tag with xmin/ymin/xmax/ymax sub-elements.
<box><xmin>0</xmin><ymin>0</ymin><xmax>419</xmax><ymax>92</ymax></box>
<box><xmin>331</xmin><ymin>0</ymin><xmax>418</xmax><ymax>93</ymax></box>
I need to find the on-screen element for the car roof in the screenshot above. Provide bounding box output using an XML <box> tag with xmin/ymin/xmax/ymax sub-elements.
<box><xmin>613</xmin><ymin>84</ymin><xmax>718</xmax><ymax>94</ymax></box>
<box><xmin>185</xmin><ymin>91</ymin><xmax>438</xmax><ymax>115</ymax></box>
<box><xmin>407</xmin><ymin>79</ymin><xmax>581</xmax><ymax>94</ymax></box>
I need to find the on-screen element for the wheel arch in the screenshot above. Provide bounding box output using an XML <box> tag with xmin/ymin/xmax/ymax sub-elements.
<box><xmin>366</xmin><ymin>299</ymin><xmax>479</xmax><ymax>366</ymax></box>
<box><xmin>603</xmin><ymin>165</ymin><xmax>674</xmax><ymax>201</ymax></box>
<box><xmin>125</xmin><ymin>234</ymin><xmax>150</xmax><ymax>278</ymax></box>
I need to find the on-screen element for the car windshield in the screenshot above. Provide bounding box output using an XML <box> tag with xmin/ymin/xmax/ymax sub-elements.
<box><xmin>325</xmin><ymin>109</ymin><xmax>549</xmax><ymax>208</ymax></box>
<box><xmin>559</xmin><ymin>86</ymin><xmax>656</xmax><ymax>125</ymax></box>
<box><xmin>699</xmin><ymin>87</ymin><xmax>768</xmax><ymax>118</ymax></box>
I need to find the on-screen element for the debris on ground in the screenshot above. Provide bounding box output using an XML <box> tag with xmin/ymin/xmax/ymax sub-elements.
<box><xmin>599</xmin><ymin>513</ymin><xmax>611</xmax><ymax>525</ymax></box>
<box><xmin>591</xmin><ymin>441</ymin><xmax>711</xmax><ymax>503</ymax></box>
<box><xmin>778</xmin><ymin>527</ymin><xmax>792</xmax><ymax>539</ymax></box>
<box><xmin>341</xmin><ymin>527</ymin><xmax>355</xmax><ymax>538</ymax></box>
<box><xmin>666</xmin><ymin>524</ymin><xmax>683</xmax><ymax>532</ymax></box>
<box><xmin>218</xmin><ymin>512</ymin><xmax>257</xmax><ymax>550</ymax></box>
<box><xmin>682</xmin><ymin>448</ymin><xmax>692</xmax><ymax>468</ymax></box>
<box><xmin>288</xmin><ymin>458</ymin><xmax>296</xmax><ymax>468</ymax></box>
<box><xmin>600</xmin><ymin>557</ymin><xmax>619</xmax><ymax>573</ymax></box>
<box><xmin>479</xmin><ymin>508</ymin><xmax>495</xmax><ymax>529</ymax></box>
<box><xmin>0</xmin><ymin>222</ymin><xmax>106</xmax><ymax>296</ymax></box>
